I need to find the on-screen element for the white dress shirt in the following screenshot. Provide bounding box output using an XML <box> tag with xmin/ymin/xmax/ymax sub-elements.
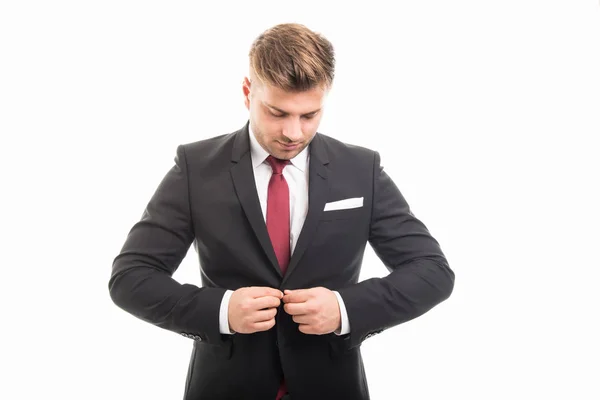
<box><xmin>218</xmin><ymin>126</ymin><xmax>350</xmax><ymax>335</ymax></box>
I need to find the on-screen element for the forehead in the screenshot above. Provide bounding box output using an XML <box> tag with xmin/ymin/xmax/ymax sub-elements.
<box><xmin>257</xmin><ymin>82</ymin><xmax>327</xmax><ymax>114</ymax></box>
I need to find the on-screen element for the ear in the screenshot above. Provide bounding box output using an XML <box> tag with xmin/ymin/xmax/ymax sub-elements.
<box><xmin>242</xmin><ymin>77</ymin><xmax>251</xmax><ymax>110</ymax></box>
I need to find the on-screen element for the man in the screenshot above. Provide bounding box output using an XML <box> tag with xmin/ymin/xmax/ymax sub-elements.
<box><xmin>109</xmin><ymin>23</ymin><xmax>455</xmax><ymax>400</ymax></box>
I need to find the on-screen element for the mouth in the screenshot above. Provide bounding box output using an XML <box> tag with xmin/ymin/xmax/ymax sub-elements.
<box><xmin>278</xmin><ymin>141</ymin><xmax>300</xmax><ymax>150</ymax></box>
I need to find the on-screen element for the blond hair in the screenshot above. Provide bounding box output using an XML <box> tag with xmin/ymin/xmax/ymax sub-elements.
<box><xmin>249</xmin><ymin>23</ymin><xmax>335</xmax><ymax>92</ymax></box>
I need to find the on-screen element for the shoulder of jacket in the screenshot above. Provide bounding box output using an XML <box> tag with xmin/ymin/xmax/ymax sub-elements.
<box><xmin>316</xmin><ymin>132</ymin><xmax>378</xmax><ymax>159</ymax></box>
<box><xmin>180</xmin><ymin>131</ymin><xmax>235</xmax><ymax>154</ymax></box>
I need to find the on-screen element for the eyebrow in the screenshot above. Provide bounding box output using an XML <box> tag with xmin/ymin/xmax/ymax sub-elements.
<box><xmin>263</xmin><ymin>102</ymin><xmax>321</xmax><ymax>116</ymax></box>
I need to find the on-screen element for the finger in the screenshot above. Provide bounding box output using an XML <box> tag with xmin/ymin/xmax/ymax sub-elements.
<box><xmin>252</xmin><ymin>307</ymin><xmax>277</xmax><ymax>322</ymax></box>
<box><xmin>250</xmin><ymin>287</ymin><xmax>283</xmax><ymax>299</ymax></box>
<box><xmin>292</xmin><ymin>314</ymin><xmax>311</xmax><ymax>325</ymax></box>
<box><xmin>283</xmin><ymin>302</ymin><xmax>306</xmax><ymax>316</ymax></box>
<box><xmin>253</xmin><ymin>296</ymin><xmax>281</xmax><ymax>310</ymax></box>
<box><xmin>282</xmin><ymin>289</ymin><xmax>310</xmax><ymax>304</ymax></box>
<box><xmin>253</xmin><ymin>318</ymin><xmax>276</xmax><ymax>332</ymax></box>
<box><xmin>298</xmin><ymin>324</ymin><xmax>317</xmax><ymax>335</ymax></box>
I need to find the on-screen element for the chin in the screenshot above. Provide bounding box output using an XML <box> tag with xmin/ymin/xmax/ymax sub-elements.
<box><xmin>275</xmin><ymin>152</ymin><xmax>294</xmax><ymax>160</ymax></box>
<box><xmin>269</xmin><ymin>148</ymin><xmax>294</xmax><ymax>160</ymax></box>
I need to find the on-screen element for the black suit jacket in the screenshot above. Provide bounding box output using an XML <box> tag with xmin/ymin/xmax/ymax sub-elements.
<box><xmin>109</xmin><ymin>122</ymin><xmax>455</xmax><ymax>400</ymax></box>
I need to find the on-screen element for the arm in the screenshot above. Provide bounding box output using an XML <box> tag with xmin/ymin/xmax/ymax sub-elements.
<box><xmin>219</xmin><ymin>290</ymin><xmax>235</xmax><ymax>334</ymax></box>
<box><xmin>337</xmin><ymin>151</ymin><xmax>455</xmax><ymax>349</ymax></box>
<box><xmin>333</xmin><ymin>291</ymin><xmax>350</xmax><ymax>335</ymax></box>
<box><xmin>108</xmin><ymin>145</ymin><xmax>227</xmax><ymax>345</ymax></box>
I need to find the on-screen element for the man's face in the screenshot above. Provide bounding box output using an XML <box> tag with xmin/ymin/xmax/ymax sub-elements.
<box><xmin>243</xmin><ymin>76</ymin><xmax>328</xmax><ymax>160</ymax></box>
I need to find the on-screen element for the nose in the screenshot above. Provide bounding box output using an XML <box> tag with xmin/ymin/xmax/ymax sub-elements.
<box><xmin>282</xmin><ymin>119</ymin><xmax>303</xmax><ymax>142</ymax></box>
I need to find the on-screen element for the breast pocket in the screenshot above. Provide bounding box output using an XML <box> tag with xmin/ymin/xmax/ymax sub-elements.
<box><xmin>320</xmin><ymin>206</ymin><xmax>364</xmax><ymax>221</ymax></box>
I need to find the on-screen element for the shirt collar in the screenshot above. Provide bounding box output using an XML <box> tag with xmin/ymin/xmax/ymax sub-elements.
<box><xmin>248</xmin><ymin>124</ymin><xmax>309</xmax><ymax>172</ymax></box>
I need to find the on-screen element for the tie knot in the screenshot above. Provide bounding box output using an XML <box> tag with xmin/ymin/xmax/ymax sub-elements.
<box><xmin>266</xmin><ymin>155</ymin><xmax>290</xmax><ymax>175</ymax></box>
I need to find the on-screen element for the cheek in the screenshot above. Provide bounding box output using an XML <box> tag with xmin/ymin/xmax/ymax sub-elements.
<box><xmin>302</xmin><ymin>119</ymin><xmax>320</xmax><ymax>135</ymax></box>
<box><xmin>259</xmin><ymin>124</ymin><xmax>282</xmax><ymax>144</ymax></box>
<box><xmin>257</xmin><ymin>109</ymin><xmax>281</xmax><ymax>128</ymax></box>
<box><xmin>262</xmin><ymin>120</ymin><xmax>283</xmax><ymax>138</ymax></box>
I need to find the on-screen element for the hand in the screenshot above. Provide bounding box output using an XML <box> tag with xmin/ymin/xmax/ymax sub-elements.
<box><xmin>228</xmin><ymin>287</ymin><xmax>283</xmax><ymax>334</ymax></box>
<box><xmin>282</xmin><ymin>287</ymin><xmax>341</xmax><ymax>335</ymax></box>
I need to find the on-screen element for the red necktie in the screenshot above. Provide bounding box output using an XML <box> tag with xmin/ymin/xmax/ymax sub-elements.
<box><xmin>265</xmin><ymin>155</ymin><xmax>290</xmax><ymax>400</ymax></box>
<box><xmin>266</xmin><ymin>155</ymin><xmax>291</xmax><ymax>275</ymax></box>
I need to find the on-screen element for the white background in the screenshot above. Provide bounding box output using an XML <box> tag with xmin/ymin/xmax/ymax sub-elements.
<box><xmin>1</xmin><ymin>1</ymin><xmax>599</xmax><ymax>399</ymax></box>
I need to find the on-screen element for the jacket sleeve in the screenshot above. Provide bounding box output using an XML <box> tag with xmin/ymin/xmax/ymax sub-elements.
<box><xmin>337</xmin><ymin>151</ymin><xmax>455</xmax><ymax>349</ymax></box>
<box><xmin>108</xmin><ymin>145</ymin><xmax>227</xmax><ymax>345</ymax></box>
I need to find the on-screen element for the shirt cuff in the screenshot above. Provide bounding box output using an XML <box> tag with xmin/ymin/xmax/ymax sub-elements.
<box><xmin>219</xmin><ymin>290</ymin><xmax>235</xmax><ymax>334</ymax></box>
<box><xmin>333</xmin><ymin>291</ymin><xmax>351</xmax><ymax>335</ymax></box>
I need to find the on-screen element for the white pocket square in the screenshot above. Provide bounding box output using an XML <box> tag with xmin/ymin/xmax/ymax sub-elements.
<box><xmin>323</xmin><ymin>197</ymin><xmax>364</xmax><ymax>212</ymax></box>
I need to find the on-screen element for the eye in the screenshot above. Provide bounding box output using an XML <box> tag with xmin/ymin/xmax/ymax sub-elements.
<box><xmin>302</xmin><ymin>114</ymin><xmax>316</xmax><ymax>120</ymax></box>
<box><xmin>270</xmin><ymin>112</ymin><xmax>285</xmax><ymax>118</ymax></box>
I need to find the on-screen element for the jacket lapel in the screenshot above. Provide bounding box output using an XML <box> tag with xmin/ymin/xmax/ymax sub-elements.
<box><xmin>229</xmin><ymin>123</ymin><xmax>331</xmax><ymax>282</ymax></box>
<box><xmin>282</xmin><ymin>133</ymin><xmax>330</xmax><ymax>284</ymax></box>
<box><xmin>230</xmin><ymin>123</ymin><xmax>282</xmax><ymax>277</ymax></box>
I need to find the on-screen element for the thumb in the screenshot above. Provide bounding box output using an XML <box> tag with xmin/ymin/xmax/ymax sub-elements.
<box><xmin>284</xmin><ymin>289</ymin><xmax>304</xmax><ymax>295</ymax></box>
<box><xmin>283</xmin><ymin>288</ymin><xmax>310</xmax><ymax>303</ymax></box>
